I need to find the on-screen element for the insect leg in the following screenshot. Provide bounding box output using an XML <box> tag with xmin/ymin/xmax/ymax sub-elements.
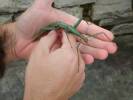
<box><xmin>83</xmin><ymin>32</ymin><xmax>112</xmax><ymax>42</ymax></box>
<box><xmin>65</xmin><ymin>31</ymin><xmax>81</xmax><ymax>72</ymax></box>
<box><xmin>73</xmin><ymin>18</ymin><xmax>83</xmax><ymax>28</ymax></box>
<box><xmin>76</xmin><ymin>42</ymin><xmax>81</xmax><ymax>72</ymax></box>
<box><xmin>84</xmin><ymin>21</ymin><xmax>112</xmax><ymax>41</ymax></box>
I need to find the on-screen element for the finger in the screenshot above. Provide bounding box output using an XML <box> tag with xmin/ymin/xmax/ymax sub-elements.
<box><xmin>45</xmin><ymin>0</ymin><xmax>54</xmax><ymax>6</ymax></box>
<box><xmin>82</xmin><ymin>54</ymin><xmax>94</xmax><ymax>64</ymax></box>
<box><xmin>68</xmin><ymin>72</ymin><xmax>85</xmax><ymax>97</ymax></box>
<box><xmin>50</xmin><ymin>39</ymin><xmax>61</xmax><ymax>52</ymax></box>
<box><xmin>34</xmin><ymin>0</ymin><xmax>54</xmax><ymax>7</ymax></box>
<box><xmin>67</xmin><ymin>53</ymin><xmax>85</xmax><ymax>96</ymax></box>
<box><xmin>61</xmin><ymin>31</ymin><xmax>77</xmax><ymax>50</ymax></box>
<box><xmin>73</xmin><ymin>72</ymin><xmax>85</xmax><ymax>94</ymax></box>
<box><xmin>77</xmin><ymin>51</ymin><xmax>85</xmax><ymax>74</ymax></box>
<box><xmin>78</xmin><ymin>20</ymin><xmax>114</xmax><ymax>41</ymax></box>
<box><xmin>39</xmin><ymin>30</ymin><xmax>58</xmax><ymax>53</ymax></box>
<box><xmin>71</xmin><ymin>52</ymin><xmax>85</xmax><ymax>92</ymax></box>
<box><xmin>84</xmin><ymin>37</ymin><xmax>117</xmax><ymax>54</ymax></box>
<box><xmin>79</xmin><ymin>44</ymin><xmax>109</xmax><ymax>60</ymax></box>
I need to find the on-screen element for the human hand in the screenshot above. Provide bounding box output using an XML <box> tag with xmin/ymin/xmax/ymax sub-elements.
<box><xmin>5</xmin><ymin>0</ymin><xmax>117</xmax><ymax>64</ymax></box>
<box><xmin>24</xmin><ymin>31</ymin><xmax>85</xmax><ymax>100</ymax></box>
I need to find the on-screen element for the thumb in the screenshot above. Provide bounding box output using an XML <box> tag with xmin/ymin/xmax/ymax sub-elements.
<box><xmin>61</xmin><ymin>31</ymin><xmax>72</xmax><ymax>49</ymax></box>
<box><xmin>39</xmin><ymin>31</ymin><xmax>58</xmax><ymax>53</ymax></box>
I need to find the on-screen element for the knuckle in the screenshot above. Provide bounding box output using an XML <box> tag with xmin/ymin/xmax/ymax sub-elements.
<box><xmin>39</xmin><ymin>37</ymin><xmax>46</xmax><ymax>44</ymax></box>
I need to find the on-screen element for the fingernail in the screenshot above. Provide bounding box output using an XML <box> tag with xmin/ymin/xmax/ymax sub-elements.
<box><xmin>110</xmin><ymin>43</ymin><xmax>118</xmax><ymax>54</ymax></box>
<box><xmin>113</xmin><ymin>43</ymin><xmax>117</xmax><ymax>48</ymax></box>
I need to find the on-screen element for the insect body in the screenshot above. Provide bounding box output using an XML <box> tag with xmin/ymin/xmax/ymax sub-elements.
<box><xmin>32</xmin><ymin>18</ymin><xmax>88</xmax><ymax>42</ymax></box>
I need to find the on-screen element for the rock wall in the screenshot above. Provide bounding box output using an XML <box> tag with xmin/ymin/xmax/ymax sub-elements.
<box><xmin>0</xmin><ymin>0</ymin><xmax>133</xmax><ymax>34</ymax></box>
<box><xmin>0</xmin><ymin>0</ymin><xmax>133</xmax><ymax>100</ymax></box>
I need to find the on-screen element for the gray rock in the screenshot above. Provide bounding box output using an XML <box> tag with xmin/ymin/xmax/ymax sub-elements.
<box><xmin>0</xmin><ymin>0</ymin><xmax>33</xmax><ymax>13</ymax></box>
<box><xmin>14</xmin><ymin>0</ymin><xmax>33</xmax><ymax>11</ymax></box>
<box><xmin>92</xmin><ymin>0</ymin><xmax>132</xmax><ymax>20</ymax></box>
<box><xmin>0</xmin><ymin>60</ymin><xmax>26</xmax><ymax>100</ymax></box>
<box><xmin>0</xmin><ymin>0</ymin><xmax>15</xmax><ymax>13</ymax></box>
<box><xmin>99</xmin><ymin>14</ymin><xmax>133</xmax><ymax>26</ymax></box>
<box><xmin>60</xmin><ymin>6</ymin><xmax>83</xmax><ymax>18</ymax></box>
<box><xmin>111</xmin><ymin>23</ymin><xmax>133</xmax><ymax>35</ymax></box>
<box><xmin>0</xmin><ymin>14</ymin><xmax>13</xmax><ymax>24</ymax></box>
<box><xmin>54</xmin><ymin>0</ymin><xmax>96</xmax><ymax>8</ymax></box>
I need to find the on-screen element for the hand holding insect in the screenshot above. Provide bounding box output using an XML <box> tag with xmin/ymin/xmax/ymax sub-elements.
<box><xmin>24</xmin><ymin>31</ymin><xmax>85</xmax><ymax>100</ymax></box>
<box><xmin>4</xmin><ymin>0</ymin><xmax>117</xmax><ymax>64</ymax></box>
<box><xmin>32</xmin><ymin>18</ymin><xmax>116</xmax><ymax>63</ymax></box>
<box><xmin>32</xmin><ymin>18</ymin><xmax>88</xmax><ymax>42</ymax></box>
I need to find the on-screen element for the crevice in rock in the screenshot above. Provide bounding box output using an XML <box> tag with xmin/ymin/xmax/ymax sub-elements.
<box><xmin>80</xmin><ymin>3</ymin><xmax>95</xmax><ymax>22</ymax></box>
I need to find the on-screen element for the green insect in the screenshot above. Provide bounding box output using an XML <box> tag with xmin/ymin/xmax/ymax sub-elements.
<box><xmin>32</xmin><ymin>18</ymin><xmax>88</xmax><ymax>43</ymax></box>
<box><xmin>32</xmin><ymin>18</ymin><xmax>110</xmax><ymax>45</ymax></box>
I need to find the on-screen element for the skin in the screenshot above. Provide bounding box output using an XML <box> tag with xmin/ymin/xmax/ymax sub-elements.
<box><xmin>24</xmin><ymin>31</ymin><xmax>85</xmax><ymax>100</ymax></box>
<box><xmin>3</xmin><ymin>0</ymin><xmax>117</xmax><ymax>64</ymax></box>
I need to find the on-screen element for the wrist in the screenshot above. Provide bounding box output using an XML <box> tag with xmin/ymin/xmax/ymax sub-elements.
<box><xmin>0</xmin><ymin>23</ymin><xmax>17</xmax><ymax>78</ymax></box>
<box><xmin>1</xmin><ymin>23</ymin><xmax>18</xmax><ymax>63</ymax></box>
<box><xmin>24</xmin><ymin>79</ymin><xmax>69</xmax><ymax>100</ymax></box>
<box><xmin>24</xmin><ymin>88</ymin><xmax>64</xmax><ymax>100</ymax></box>
<box><xmin>24</xmin><ymin>86</ymin><xmax>69</xmax><ymax>100</ymax></box>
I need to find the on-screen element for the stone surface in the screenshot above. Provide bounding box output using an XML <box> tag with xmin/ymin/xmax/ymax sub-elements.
<box><xmin>14</xmin><ymin>0</ymin><xmax>33</xmax><ymax>11</ymax></box>
<box><xmin>0</xmin><ymin>0</ymin><xmax>33</xmax><ymax>13</ymax></box>
<box><xmin>0</xmin><ymin>0</ymin><xmax>15</xmax><ymax>13</ymax></box>
<box><xmin>99</xmin><ymin>12</ymin><xmax>133</xmax><ymax>26</ymax></box>
<box><xmin>111</xmin><ymin>23</ymin><xmax>133</xmax><ymax>35</ymax></box>
<box><xmin>60</xmin><ymin>6</ymin><xmax>83</xmax><ymax>18</ymax></box>
<box><xmin>92</xmin><ymin>0</ymin><xmax>132</xmax><ymax>20</ymax></box>
<box><xmin>0</xmin><ymin>60</ymin><xmax>26</xmax><ymax>100</ymax></box>
<box><xmin>54</xmin><ymin>0</ymin><xmax>96</xmax><ymax>8</ymax></box>
<box><xmin>0</xmin><ymin>14</ymin><xmax>13</xmax><ymax>24</ymax></box>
